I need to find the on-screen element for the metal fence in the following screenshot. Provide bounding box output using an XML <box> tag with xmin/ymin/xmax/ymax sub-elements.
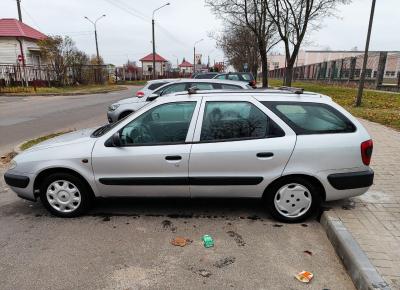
<box><xmin>0</xmin><ymin>64</ymin><xmax>113</xmax><ymax>87</ymax></box>
<box><xmin>268</xmin><ymin>52</ymin><xmax>400</xmax><ymax>91</ymax></box>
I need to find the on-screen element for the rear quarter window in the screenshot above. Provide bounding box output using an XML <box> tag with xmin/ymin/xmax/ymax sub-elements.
<box><xmin>262</xmin><ymin>102</ymin><xmax>356</xmax><ymax>135</ymax></box>
<box><xmin>148</xmin><ymin>82</ymin><xmax>167</xmax><ymax>90</ymax></box>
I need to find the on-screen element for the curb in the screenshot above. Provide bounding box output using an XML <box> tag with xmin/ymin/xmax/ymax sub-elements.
<box><xmin>321</xmin><ymin>212</ymin><xmax>391</xmax><ymax>290</ymax></box>
<box><xmin>0</xmin><ymin>86</ymin><xmax>128</xmax><ymax>97</ymax></box>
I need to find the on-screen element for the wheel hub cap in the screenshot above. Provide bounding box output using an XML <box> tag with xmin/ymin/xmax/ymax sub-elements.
<box><xmin>46</xmin><ymin>180</ymin><xmax>81</xmax><ymax>213</ymax></box>
<box><xmin>274</xmin><ymin>183</ymin><xmax>312</xmax><ymax>218</ymax></box>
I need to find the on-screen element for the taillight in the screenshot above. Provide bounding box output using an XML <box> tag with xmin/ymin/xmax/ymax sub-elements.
<box><xmin>249</xmin><ymin>80</ymin><xmax>256</xmax><ymax>88</ymax></box>
<box><xmin>361</xmin><ymin>139</ymin><xmax>373</xmax><ymax>165</ymax></box>
<box><xmin>136</xmin><ymin>91</ymin><xmax>145</xmax><ymax>98</ymax></box>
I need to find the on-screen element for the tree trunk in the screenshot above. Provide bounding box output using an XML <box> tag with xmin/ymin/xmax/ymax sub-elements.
<box><xmin>284</xmin><ymin>65</ymin><xmax>293</xmax><ymax>86</ymax></box>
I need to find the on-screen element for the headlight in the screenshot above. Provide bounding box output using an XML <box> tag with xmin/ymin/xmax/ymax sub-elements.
<box><xmin>8</xmin><ymin>160</ymin><xmax>17</xmax><ymax>170</ymax></box>
<box><xmin>108</xmin><ymin>104</ymin><xmax>120</xmax><ymax>111</ymax></box>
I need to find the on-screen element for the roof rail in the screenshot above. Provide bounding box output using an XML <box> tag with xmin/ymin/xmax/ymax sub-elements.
<box><xmin>278</xmin><ymin>86</ymin><xmax>304</xmax><ymax>94</ymax></box>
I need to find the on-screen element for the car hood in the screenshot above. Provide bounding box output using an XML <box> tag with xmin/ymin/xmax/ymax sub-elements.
<box><xmin>117</xmin><ymin>96</ymin><xmax>146</xmax><ymax>105</ymax></box>
<box><xmin>25</xmin><ymin>128</ymin><xmax>96</xmax><ymax>152</ymax></box>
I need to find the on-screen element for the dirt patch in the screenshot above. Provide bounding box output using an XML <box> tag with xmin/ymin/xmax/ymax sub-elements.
<box><xmin>214</xmin><ymin>256</ymin><xmax>236</xmax><ymax>268</ymax></box>
<box><xmin>1</xmin><ymin>151</ymin><xmax>17</xmax><ymax>164</ymax></box>
<box><xmin>226</xmin><ymin>230</ymin><xmax>246</xmax><ymax>247</ymax></box>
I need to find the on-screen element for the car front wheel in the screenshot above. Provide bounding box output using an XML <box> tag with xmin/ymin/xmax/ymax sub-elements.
<box><xmin>265</xmin><ymin>177</ymin><xmax>321</xmax><ymax>223</ymax></box>
<box><xmin>39</xmin><ymin>173</ymin><xmax>92</xmax><ymax>217</ymax></box>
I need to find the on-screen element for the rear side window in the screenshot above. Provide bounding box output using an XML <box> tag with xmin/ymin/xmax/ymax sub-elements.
<box><xmin>263</xmin><ymin>102</ymin><xmax>356</xmax><ymax>135</ymax></box>
<box><xmin>148</xmin><ymin>82</ymin><xmax>167</xmax><ymax>90</ymax></box>
<box><xmin>200</xmin><ymin>101</ymin><xmax>285</xmax><ymax>142</ymax></box>
<box><xmin>221</xmin><ymin>84</ymin><xmax>242</xmax><ymax>89</ymax></box>
<box><xmin>241</xmin><ymin>73</ymin><xmax>253</xmax><ymax>81</ymax></box>
<box><xmin>227</xmin><ymin>74</ymin><xmax>240</xmax><ymax>81</ymax></box>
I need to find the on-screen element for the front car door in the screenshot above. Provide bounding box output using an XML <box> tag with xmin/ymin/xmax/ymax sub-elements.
<box><xmin>189</xmin><ymin>95</ymin><xmax>297</xmax><ymax>198</ymax></box>
<box><xmin>92</xmin><ymin>96</ymin><xmax>201</xmax><ymax>197</ymax></box>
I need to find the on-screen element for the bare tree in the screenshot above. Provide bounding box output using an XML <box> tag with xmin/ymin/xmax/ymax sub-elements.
<box><xmin>213</xmin><ymin>24</ymin><xmax>260</xmax><ymax>78</ymax></box>
<box><xmin>38</xmin><ymin>36</ymin><xmax>76</xmax><ymax>86</ymax></box>
<box><xmin>206</xmin><ymin>0</ymin><xmax>279</xmax><ymax>87</ymax></box>
<box><xmin>266</xmin><ymin>0</ymin><xmax>350</xmax><ymax>86</ymax></box>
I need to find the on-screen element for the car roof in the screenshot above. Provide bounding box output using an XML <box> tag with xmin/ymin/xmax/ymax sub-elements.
<box><xmin>163</xmin><ymin>78</ymin><xmax>248</xmax><ymax>85</ymax></box>
<box><xmin>170</xmin><ymin>89</ymin><xmax>332</xmax><ymax>103</ymax></box>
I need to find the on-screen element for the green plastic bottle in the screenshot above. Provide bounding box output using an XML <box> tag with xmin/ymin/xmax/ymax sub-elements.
<box><xmin>202</xmin><ymin>235</ymin><xmax>214</xmax><ymax>248</ymax></box>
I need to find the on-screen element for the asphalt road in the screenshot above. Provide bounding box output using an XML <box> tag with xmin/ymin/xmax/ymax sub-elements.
<box><xmin>0</xmin><ymin>89</ymin><xmax>356</xmax><ymax>289</ymax></box>
<box><xmin>0</xmin><ymin>86</ymin><xmax>137</xmax><ymax>155</ymax></box>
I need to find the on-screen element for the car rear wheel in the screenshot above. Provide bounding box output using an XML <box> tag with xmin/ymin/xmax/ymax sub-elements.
<box><xmin>39</xmin><ymin>173</ymin><xmax>92</xmax><ymax>217</ymax></box>
<box><xmin>265</xmin><ymin>177</ymin><xmax>321</xmax><ymax>223</ymax></box>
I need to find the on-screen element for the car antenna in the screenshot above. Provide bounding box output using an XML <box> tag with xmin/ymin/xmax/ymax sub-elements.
<box><xmin>278</xmin><ymin>86</ymin><xmax>304</xmax><ymax>94</ymax></box>
<box><xmin>188</xmin><ymin>86</ymin><xmax>198</xmax><ymax>95</ymax></box>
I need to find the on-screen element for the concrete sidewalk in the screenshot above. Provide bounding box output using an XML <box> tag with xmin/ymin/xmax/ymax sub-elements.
<box><xmin>325</xmin><ymin>119</ymin><xmax>400</xmax><ymax>289</ymax></box>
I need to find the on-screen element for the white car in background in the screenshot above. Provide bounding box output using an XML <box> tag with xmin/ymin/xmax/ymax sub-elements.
<box><xmin>134</xmin><ymin>79</ymin><xmax>178</xmax><ymax>98</ymax></box>
<box><xmin>107</xmin><ymin>79</ymin><xmax>252</xmax><ymax>122</ymax></box>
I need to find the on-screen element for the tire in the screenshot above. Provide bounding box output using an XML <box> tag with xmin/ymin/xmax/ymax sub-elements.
<box><xmin>118</xmin><ymin>111</ymin><xmax>133</xmax><ymax>121</ymax></box>
<box><xmin>39</xmin><ymin>173</ymin><xmax>93</xmax><ymax>217</ymax></box>
<box><xmin>265</xmin><ymin>177</ymin><xmax>322</xmax><ymax>223</ymax></box>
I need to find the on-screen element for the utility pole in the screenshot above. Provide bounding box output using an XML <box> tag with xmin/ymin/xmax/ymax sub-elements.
<box><xmin>84</xmin><ymin>15</ymin><xmax>106</xmax><ymax>65</ymax></box>
<box><xmin>355</xmin><ymin>0</ymin><xmax>376</xmax><ymax>107</ymax></box>
<box><xmin>152</xmin><ymin>3</ymin><xmax>170</xmax><ymax>80</ymax></box>
<box><xmin>16</xmin><ymin>0</ymin><xmax>22</xmax><ymax>22</ymax></box>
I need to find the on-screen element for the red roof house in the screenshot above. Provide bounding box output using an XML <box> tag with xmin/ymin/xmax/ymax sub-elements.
<box><xmin>178</xmin><ymin>59</ymin><xmax>193</xmax><ymax>74</ymax></box>
<box><xmin>139</xmin><ymin>53</ymin><xmax>168</xmax><ymax>77</ymax></box>
<box><xmin>178</xmin><ymin>60</ymin><xmax>193</xmax><ymax>68</ymax></box>
<box><xmin>0</xmin><ymin>18</ymin><xmax>47</xmax><ymax>65</ymax></box>
<box><xmin>0</xmin><ymin>18</ymin><xmax>47</xmax><ymax>40</ymax></box>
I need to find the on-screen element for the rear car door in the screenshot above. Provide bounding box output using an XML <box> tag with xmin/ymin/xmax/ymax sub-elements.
<box><xmin>92</xmin><ymin>97</ymin><xmax>201</xmax><ymax>197</ymax></box>
<box><xmin>188</xmin><ymin>95</ymin><xmax>297</xmax><ymax>198</ymax></box>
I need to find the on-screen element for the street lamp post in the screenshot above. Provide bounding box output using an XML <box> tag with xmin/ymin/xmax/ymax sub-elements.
<box><xmin>193</xmin><ymin>39</ymin><xmax>203</xmax><ymax>74</ymax></box>
<box><xmin>84</xmin><ymin>15</ymin><xmax>106</xmax><ymax>64</ymax></box>
<box><xmin>152</xmin><ymin>3</ymin><xmax>170</xmax><ymax>80</ymax></box>
<box><xmin>355</xmin><ymin>0</ymin><xmax>376</xmax><ymax>107</ymax></box>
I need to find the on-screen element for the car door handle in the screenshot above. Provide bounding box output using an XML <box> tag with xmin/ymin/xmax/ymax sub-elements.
<box><xmin>257</xmin><ymin>152</ymin><xmax>274</xmax><ymax>158</ymax></box>
<box><xmin>165</xmin><ymin>155</ymin><xmax>182</xmax><ymax>161</ymax></box>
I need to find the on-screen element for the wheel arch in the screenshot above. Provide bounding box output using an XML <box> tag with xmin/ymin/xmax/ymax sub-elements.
<box><xmin>263</xmin><ymin>174</ymin><xmax>326</xmax><ymax>201</ymax></box>
<box><xmin>33</xmin><ymin>167</ymin><xmax>95</xmax><ymax>199</ymax></box>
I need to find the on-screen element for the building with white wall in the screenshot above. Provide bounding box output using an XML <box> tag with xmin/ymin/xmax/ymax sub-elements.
<box><xmin>0</xmin><ymin>18</ymin><xmax>46</xmax><ymax>66</ymax></box>
<box><xmin>139</xmin><ymin>53</ymin><xmax>168</xmax><ymax>77</ymax></box>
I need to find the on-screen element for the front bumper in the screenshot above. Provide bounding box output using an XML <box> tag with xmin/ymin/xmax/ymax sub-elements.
<box><xmin>4</xmin><ymin>171</ymin><xmax>36</xmax><ymax>201</ymax></box>
<box><xmin>328</xmin><ymin>169</ymin><xmax>374</xmax><ymax>190</ymax></box>
<box><xmin>4</xmin><ymin>172</ymin><xmax>30</xmax><ymax>188</ymax></box>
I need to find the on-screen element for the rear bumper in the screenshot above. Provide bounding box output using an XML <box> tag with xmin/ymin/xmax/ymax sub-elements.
<box><xmin>328</xmin><ymin>169</ymin><xmax>374</xmax><ymax>190</ymax></box>
<box><xmin>4</xmin><ymin>172</ymin><xmax>30</xmax><ymax>188</ymax></box>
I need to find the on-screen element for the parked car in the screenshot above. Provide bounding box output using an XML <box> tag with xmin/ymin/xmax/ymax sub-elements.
<box><xmin>214</xmin><ymin>72</ymin><xmax>257</xmax><ymax>88</ymax></box>
<box><xmin>107</xmin><ymin>79</ymin><xmax>252</xmax><ymax>123</ymax></box>
<box><xmin>134</xmin><ymin>78</ymin><xmax>178</xmax><ymax>98</ymax></box>
<box><xmin>193</xmin><ymin>72</ymin><xmax>219</xmax><ymax>79</ymax></box>
<box><xmin>4</xmin><ymin>88</ymin><xmax>374</xmax><ymax>222</ymax></box>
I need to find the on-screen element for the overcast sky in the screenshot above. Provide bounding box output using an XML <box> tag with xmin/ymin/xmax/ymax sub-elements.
<box><xmin>2</xmin><ymin>0</ymin><xmax>399</xmax><ymax>66</ymax></box>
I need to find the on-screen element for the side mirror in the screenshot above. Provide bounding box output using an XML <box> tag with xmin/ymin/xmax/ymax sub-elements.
<box><xmin>147</xmin><ymin>93</ymin><xmax>159</xmax><ymax>102</ymax></box>
<box><xmin>105</xmin><ymin>132</ymin><xmax>122</xmax><ymax>147</ymax></box>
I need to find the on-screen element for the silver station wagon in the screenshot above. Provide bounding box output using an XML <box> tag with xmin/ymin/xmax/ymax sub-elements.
<box><xmin>4</xmin><ymin>89</ymin><xmax>374</xmax><ymax>222</ymax></box>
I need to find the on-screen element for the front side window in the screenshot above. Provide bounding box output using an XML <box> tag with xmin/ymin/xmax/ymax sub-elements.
<box><xmin>200</xmin><ymin>101</ymin><xmax>284</xmax><ymax>142</ymax></box>
<box><xmin>263</xmin><ymin>102</ymin><xmax>356</xmax><ymax>134</ymax></box>
<box><xmin>160</xmin><ymin>83</ymin><xmax>188</xmax><ymax>95</ymax></box>
<box><xmin>120</xmin><ymin>102</ymin><xmax>196</xmax><ymax>145</ymax></box>
<box><xmin>193</xmin><ymin>83</ymin><xmax>213</xmax><ymax>90</ymax></box>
